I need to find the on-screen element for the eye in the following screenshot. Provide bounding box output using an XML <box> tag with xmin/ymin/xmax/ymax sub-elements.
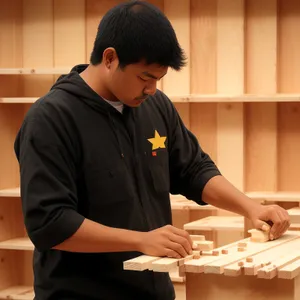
<box><xmin>138</xmin><ymin>76</ymin><xmax>148</xmax><ymax>82</ymax></box>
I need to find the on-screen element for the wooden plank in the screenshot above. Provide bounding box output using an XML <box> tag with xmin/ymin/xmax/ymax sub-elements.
<box><xmin>190</xmin><ymin>0</ymin><xmax>217</xmax><ymax>163</ymax></box>
<box><xmin>0</xmin><ymin>68</ymin><xmax>71</xmax><ymax>74</ymax></box>
<box><xmin>163</xmin><ymin>0</ymin><xmax>190</xmax><ymax>95</ymax></box>
<box><xmin>0</xmin><ymin>187</ymin><xmax>20</xmax><ymax>197</ymax></box>
<box><xmin>184</xmin><ymin>216</ymin><xmax>244</xmax><ymax>231</ymax></box>
<box><xmin>182</xmin><ymin>232</ymin><xmax>300</xmax><ymax>275</ymax></box>
<box><xmin>0</xmin><ymin>98</ymin><xmax>38</xmax><ymax>103</ymax></box>
<box><xmin>246</xmin><ymin>191</ymin><xmax>300</xmax><ymax>202</ymax></box>
<box><xmin>215</xmin><ymin>0</ymin><xmax>245</xmax><ymax>247</ymax></box>
<box><xmin>123</xmin><ymin>255</ymin><xmax>161</xmax><ymax>271</ymax></box>
<box><xmin>22</xmin><ymin>0</ymin><xmax>54</xmax><ymax>97</ymax></box>
<box><xmin>278</xmin><ymin>259</ymin><xmax>300</xmax><ymax>279</ymax></box>
<box><xmin>287</xmin><ymin>207</ymin><xmax>300</xmax><ymax>223</ymax></box>
<box><xmin>0</xmin><ymin>286</ymin><xmax>34</xmax><ymax>300</ymax></box>
<box><xmin>86</xmin><ymin>0</ymin><xmax>124</xmax><ymax>64</ymax></box>
<box><xmin>203</xmin><ymin>233</ymin><xmax>300</xmax><ymax>274</ymax></box>
<box><xmin>2</xmin><ymin>94</ymin><xmax>300</xmax><ymax>104</ymax></box>
<box><xmin>54</xmin><ymin>0</ymin><xmax>86</xmax><ymax>67</ymax></box>
<box><xmin>244</xmin><ymin>0</ymin><xmax>277</xmax><ymax>194</ymax></box>
<box><xmin>0</xmin><ymin>237</ymin><xmax>34</xmax><ymax>251</ymax></box>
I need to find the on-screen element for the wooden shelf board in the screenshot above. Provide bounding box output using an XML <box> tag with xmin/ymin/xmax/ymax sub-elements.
<box><xmin>0</xmin><ymin>237</ymin><xmax>34</xmax><ymax>251</ymax></box>
<box><xmin>0</xmin><ymin>97</ymin><xmax>38</xmax><ymax>103</ymax></box>
<box><xmin>246</xmin><ymin>191</ymin><xmax>300</xmax><ymax>202</ymax></box>
<box><xmin>0</xmin><ymin>67</ymin><xmax>71</xmax><ymax>75</ymax></box>
<box><xmin>0</xmin><ymin>286</ymin><xmax>33</xmax><ymax>300</ymax></box>
<box><xmin>1</xmin><ymin>94</ymin><xmax>300</xmax><ymax>104</ymax></box>
<box><xmin>0</xmin><ymin>187</ymin><xmax>20</xmax><ymax>197</ymax></box>
<box><xmin>171</xmin><ymin>94</ymin><xmax>300</xmax><ymax>103</ymax></box>
<box><xmin>184</xmin><ymin>216</ymin><xmax>244</xmax><ymax>231</ymax></box>
<box><xmin>170</xmin><ymin>195</ymin><xmax>217</xmax><ymax>210</ymax></box>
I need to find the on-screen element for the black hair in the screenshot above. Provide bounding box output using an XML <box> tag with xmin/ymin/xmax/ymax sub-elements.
<box><xmin>90</xmin><ymin>0</ymin><xmax>186</xmax><ymax>70</ymax></box>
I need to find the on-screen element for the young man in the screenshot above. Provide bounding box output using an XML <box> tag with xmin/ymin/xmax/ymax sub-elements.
<box><xmin>14</xmin><ymin>1</ymin><xmax>290</xmax><ymax>299</ymax></box>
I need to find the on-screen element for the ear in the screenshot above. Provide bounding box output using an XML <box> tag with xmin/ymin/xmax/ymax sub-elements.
<box><xmin>103</xmin><ymin>48</ymin><xmax>118</xmax><ymax>70</ymax></box>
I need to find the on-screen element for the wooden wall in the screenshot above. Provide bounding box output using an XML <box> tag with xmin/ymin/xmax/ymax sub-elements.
<box><xmin>1</xmin><ymin>0</ymin><xmax>300</xmax><ymax>194</ymax></box>
<box><xmin>0</xmin><ymin>0</ymin><xmax>300</xmax><ymax>298</ymax></box>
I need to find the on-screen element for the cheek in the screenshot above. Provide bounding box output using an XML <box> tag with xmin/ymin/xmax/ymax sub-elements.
<box><xmin>118</xmin><ymin>78</ymin><xmax>143</xmax><ymax>98</ymax></box>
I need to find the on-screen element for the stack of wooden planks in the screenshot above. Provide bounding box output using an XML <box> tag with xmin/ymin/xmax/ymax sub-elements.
<box><xmin>124</xmin><ymin>230</ymin><xmax>300</xmax><ymax>279</ymax></box>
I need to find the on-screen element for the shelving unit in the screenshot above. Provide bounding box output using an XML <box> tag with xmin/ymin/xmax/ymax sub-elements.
<box><xmin>1</xmin><ymin>0</ymin><xmax>299</xmax><ymax>300</ymax></box>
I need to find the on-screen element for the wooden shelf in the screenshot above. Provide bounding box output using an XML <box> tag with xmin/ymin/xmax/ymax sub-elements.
<box><xmin>170</xmin><ymin>94</ymin><xmax>300</xmax><ymax>103</ymax></box>
<box><xmin>0</xmin><ymin>286</ymin><xmax>34</xmax><ymax>300</ymax></box>
<box><xmin>0</xmin><ymin>187</ymin><xmax>20</xmax><ymax>197</ymax></box>
<box><xmin>0</xmin><ymin>67</ymin><xmax>71</xmax><ymax>75</ymax></box>
<box><xmin>0</xmin><ymin>98</ymin><xmax>38</xmax><ymax>103</ymax></box>
<box><xmin>0</xmin><ymin>237</ymin><xmax>33</xmax><ymax>251</ymax></box>
<box><xmin>1</xmin><ymin>94</ymin><xmax>300</xmax><ymax>104</ymax></box>
<box><xmin>246</xmin><ymin>192</ymin><xmax>300</xmax><ymax>203</ymax></box>
<box><xmin>170</xmin><ymin>195</ymin><xmax>217</xmax><ymax>210</ymax></box>
<box><xmin>184</xmin><ymin>216</ymin><xmax>244</xmax><ymax>232</ymax></box>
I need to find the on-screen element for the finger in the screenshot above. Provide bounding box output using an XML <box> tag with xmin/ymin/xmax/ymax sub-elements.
<box><xmin>167</xmin><ymin>239</ymin><xmax>190</xmax><ymax>258</ymax></box>
<box><xmin>169</xmin><ymin>233</ymin><xmax>193</xmax><ymax>255</ymax></box>
<box><xmin>165</xmin><ymin>248</ymin><xmax>181</xmax><ymax>259</ymax></box>
<box><xmin>269</xmin><ymin>210</ymin><xmax>284</xmax><ymax>239</ymax></box>
<box><xmin>168</xmin><ymin>226</ymin><xmax>193</xmax><ymax>249</ymax></box>
<box><xmin>277</xmin><ymin>209</ymin><xmax>290</xmax><ymax>236</ymax></box>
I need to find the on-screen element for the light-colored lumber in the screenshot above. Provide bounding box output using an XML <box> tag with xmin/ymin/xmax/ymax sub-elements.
<box><xmin>0</xmin><ymin>237</ymin><xmax>34</xmax><ymax>251</ymax></box>
<box><xmin>278</xmin><ymin>259</ymin><xmax>300</xmax><ymax>280</ymax></box>
<box><xmin>0</xmin><ymin>286</ymin><xmax>34</xmax><ymax>300</ymax></box>
<box><xmin>248</xmin><ymin>228</ymin><xmax>270</xmax><ymax>242</ymax></box>
<box><xmin>0</xmin><ymin>68</ymin><xmax>71</xmax><ymax>74</ymax></box>
<box><xmin>203</xmin><ymin>232</ymin><xmax>299</xmax><ymax>274</ymax></box>
<box><xmin>287</xmin><ymin>207</ymin><xmax>300</xmax><ymax>223</ymax></box>
<box><xmin>0</xmin><ymin>187</ymin><xmax>20</xmax><ymax>197</ymax></box>
<box><xmin>184</xmin><ymin>216</ymin><xmax>244</xmax><ymax>231</ymax></box>
<box><xmin>123</xmin><ymin>255</ymin><xmax>161</xmax><ymax>271</ymax></box>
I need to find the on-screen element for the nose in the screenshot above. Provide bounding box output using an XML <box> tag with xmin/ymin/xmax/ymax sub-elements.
<box><xmin>144</xmin><ymin>81</ymin><xmax>157</xmax><ymax>96</ymax></box>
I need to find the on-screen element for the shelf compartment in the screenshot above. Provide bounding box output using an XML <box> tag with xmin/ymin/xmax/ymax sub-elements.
<box><xmin>0</xmin><ymin>286</ymin><xmax>33</xmax><ymax>300</ymax></box>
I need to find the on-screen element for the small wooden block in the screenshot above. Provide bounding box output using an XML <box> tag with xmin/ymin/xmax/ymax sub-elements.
<box><xmin>248</xmin><ymin>228</ymin><xmax>270</xmax><ymax>242</ymax></box>
<box><xmin>190</xmin><ymin>235</ymin><xmax>206</xmax><ymax>242</ymax></box>
<box><xmin>238</xmin><ymin>261</ymin><xmax>244</xmax><ymax>267</ymax></box>
<box><xmin>221</xmin><ymin>249</ymin><xmax>229</xmax><ymax>254</ymax></box>
<box><xmin>246</xmin><ymin>257</ymin><xmax>253</xmax><ymax>263</ymax></box>
<box><xmin>193</xmin><ymin>241</ymin><xmax>214</xmax><ymax>251</ymax></box>
<box><xmin>212</xmin><ymin>250</ymin><xmax>219</xmax><ymax>256</ymax></box>
<box><xmin>238</xmin><ymin>247</ymin><xmax>245</xmax><ymax>252</ymax></box>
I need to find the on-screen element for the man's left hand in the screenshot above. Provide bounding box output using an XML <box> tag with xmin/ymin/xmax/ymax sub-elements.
<box><xmin>249</xmin><ymin>204</ymin><xmax>291</xmax><ymax>240</ymax></box>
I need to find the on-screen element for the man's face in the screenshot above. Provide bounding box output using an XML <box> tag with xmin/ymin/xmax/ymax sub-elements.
<box><xmin>104</xmin><ymin>48</ymin><xmax>168</xmax><ymax>107</ymax></box>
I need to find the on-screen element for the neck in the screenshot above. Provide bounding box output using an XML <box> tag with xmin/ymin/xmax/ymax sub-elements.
<box><xmin>79</xmin><ymin>64</ymin><xmax>119</xmax><ymax>102</ymax></box>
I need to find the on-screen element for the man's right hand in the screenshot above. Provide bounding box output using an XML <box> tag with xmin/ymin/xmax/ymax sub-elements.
<box><xmin>138</xmin><ymin>225</ymin><xmax>193</xmax><ymax>259</ymax></box>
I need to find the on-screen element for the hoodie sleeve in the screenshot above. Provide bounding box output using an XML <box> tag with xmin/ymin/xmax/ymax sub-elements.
<box><xmin>161</xmin><ymin>93</ymin><xmax>222</xmax><ymax>205</ymax></box>
<box><xmin>14</xmin><ymin>103</ymin><xmax>85</xmax><ymax>252</ymax></box>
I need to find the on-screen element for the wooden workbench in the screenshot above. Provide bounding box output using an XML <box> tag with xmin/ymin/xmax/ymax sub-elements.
<box><xmin>124</xmin><ymin>231</ymin><xmax>300</xmax><ymax>300</ymax></box>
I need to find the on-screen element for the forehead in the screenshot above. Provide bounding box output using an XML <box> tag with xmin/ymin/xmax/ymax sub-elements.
<box><xmin>127</xmin><ymin>61</ymin><xmax>168</xmax><ymax>77</ymax></box>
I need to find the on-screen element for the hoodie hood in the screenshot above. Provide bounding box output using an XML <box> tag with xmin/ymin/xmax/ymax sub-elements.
<box><xmin>51</xmin><ymin>64</ymin><xmax>134</xmax><ymax>159</ymax></box>
<box><xmin>51</xmin><ymin>64</ymin><xmax>129</xmax><ymax>117</ymax></box>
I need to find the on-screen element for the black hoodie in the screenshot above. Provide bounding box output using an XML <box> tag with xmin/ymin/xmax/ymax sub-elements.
<box><xmin>14</xmin><ymin>64</ymin><xmax>221</xmax><ymax>300</ymax></box>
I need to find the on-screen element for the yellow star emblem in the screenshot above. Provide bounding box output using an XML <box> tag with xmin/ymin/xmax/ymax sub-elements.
<box><xmin>147</xmin><ymin>130</ymin><xmax>167</xmax><ymax>150</ymax></box>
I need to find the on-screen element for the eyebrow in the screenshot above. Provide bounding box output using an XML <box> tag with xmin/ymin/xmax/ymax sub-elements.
<box><xmin>142</xmin><ymin>71</ymin><xmax>167</xmax><ymax>80</ymax></box>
